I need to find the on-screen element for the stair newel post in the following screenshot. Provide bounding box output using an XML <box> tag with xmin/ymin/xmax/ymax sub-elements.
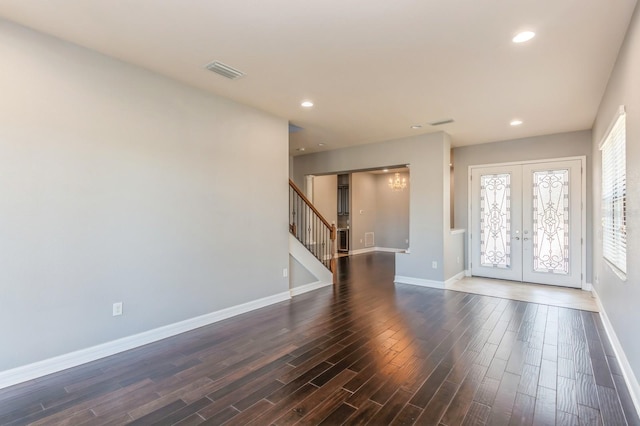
<box><xmin>330</xmin><ymin>224</ymin><xmax>337</xmax><ymax>284</ymax></box>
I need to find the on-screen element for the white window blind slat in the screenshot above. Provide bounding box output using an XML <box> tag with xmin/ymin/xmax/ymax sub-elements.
<box><xmin>600</xmin><ymin>108</ymin><xmax>626</xmax><ymax>275</ymax></box>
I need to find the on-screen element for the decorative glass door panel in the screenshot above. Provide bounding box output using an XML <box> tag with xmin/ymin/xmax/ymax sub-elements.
<box><xmin>480</xmin><ymin>174</ymin><xmax>511</xmax><ymax>268</ymax></box>
<box><xmin>532</xmin><ymin>169</ymin><xmax>570</xmax><ymax>274</ymax></box>
<box><xmin>471</xmin><ymin>159</ymin><xmax>583</xmax><ymax>288</ymax></box>
<box><xmin>522</xmin><ymin>161</ymin><xmax>582</xmax><ymax>287</ymax></box>
<box><xmin>471</xmin><ymin>165</ymin><xmax>522</xmax><ymax>282</ymax></box>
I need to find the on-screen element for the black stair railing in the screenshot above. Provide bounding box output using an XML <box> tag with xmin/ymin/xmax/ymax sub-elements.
<box><xmin>289</xmin><ymin>179</ymin><xmax>336</xmax><ymax>283</ymax></box>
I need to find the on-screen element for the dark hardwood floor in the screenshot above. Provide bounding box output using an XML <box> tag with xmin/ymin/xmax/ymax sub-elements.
<box><xmin>1</xmin><ymin>252</ymin><xmax>638</xmax><ymax>425</ymax></box>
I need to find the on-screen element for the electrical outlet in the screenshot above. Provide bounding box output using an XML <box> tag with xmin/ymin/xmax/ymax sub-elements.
<box><xmin>457</xmin><ymin>256</ymin><xmax>460</xmax><ymax>264</ymax></box>
<box><xmin>405</xmin><ymin>239</ymin><xmax>409</xmax><ymax>244</ymax></box>
<box><xmin>112</xmin><ymin>302</ymin><xmax>123</xmax><ymax>316</ymax></box>
<box><xmin>283</xmin><ymin>268</ymin><xmax>288</xmax><ymax>278</ymax></box>
<box><xmin>360</xmin><ymin>239</ymin><xmax>363</xmax><ymax>243</ymax></box>
<box><xmin>432</xmin><ymin>261</ymin><xmax>438</xmax><ymax>269</ymax></box>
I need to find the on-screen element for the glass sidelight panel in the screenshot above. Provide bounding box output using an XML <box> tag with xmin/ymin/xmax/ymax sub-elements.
<box><xmin>480</xmin><ymin>174</ymin><xmax>511</xmax><ymax>268</ymax></box>
<box><xmin>532</xmin><ymin>169</ymin><xmax>570</xmax><ymax>274</ymax></box>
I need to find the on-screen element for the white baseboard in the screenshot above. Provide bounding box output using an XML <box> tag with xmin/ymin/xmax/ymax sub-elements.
<box><xmin>592</xmin><ymin>287</ymin><xmax>640</xmax><ymax>417</ymax></box>
<box><xmin>464</xmin><ymin>269</ymin><xmax>471</xmax><ymax>277</ymax></box>
<box><xmin>445</xmin><ymin>270</ymin><xmax>466</xmax><ymax>286</ymax></box>
<box><xmin>374</xmin><ymin>247</ymin><xmax>407</xmax><ymax>253</ymax></box>
<box><xmin>349</xmin><ymin>247</ymin><xmax>376</xmax><ymax>255</ymax></box>
<box><xmin>349</xmin><ymin>247</ymin><xmax>407</xmax><ymax>255</ymax></box>
<box><xmin>582</xmin><ymin>282</ymin><xmax>593</xmax><ymax>291</ymax></box>
<box><xmin>394</xmin><ymin>275</ymin><xmax>444</xmax><ymax>289</ymax></box>
<box><xmin>0</xmin><ymin>291</ymin><xmax>291</xmax><ymax>390</ymax></box>
<box><xmin>289</xmin><ymin>280</ymin><xmax>333</xmax><ymax>297</ymax></box>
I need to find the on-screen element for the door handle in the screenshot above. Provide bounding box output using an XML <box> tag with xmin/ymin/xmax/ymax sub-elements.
<box><xmin>514</xmin><ymin>236</ymin><xmax>520</xmax><ymax>240</ymax></box>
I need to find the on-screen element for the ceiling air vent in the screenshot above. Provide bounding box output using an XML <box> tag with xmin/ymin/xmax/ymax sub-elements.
<box><xmin>428</xmin><ymin>118</ymin><xmax>455</xmax><ymax>126</ymax></box>
<box><xmin>204</xmin><ymin>61</ymin><xmax>245</xmax><ymax>80</ymax></box>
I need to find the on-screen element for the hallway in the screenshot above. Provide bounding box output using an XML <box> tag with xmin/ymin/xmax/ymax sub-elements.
<box><xmin>0</xmin><ymin>253</ymin><xmax>637</xmax><ymax>425</ymax></box>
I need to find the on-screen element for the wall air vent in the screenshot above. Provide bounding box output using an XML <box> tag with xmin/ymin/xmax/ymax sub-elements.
<box><xmin>428</xmin><ymin>118</ymin><xmax>455</xmax><ymax>126</ymax></box>
<box><xmin>204</xmin><ymin>61</ymin><xmax>245</xmax><ymax>80</ymax></box>
<box><xmin>365</xmin><ymin>232</ymin><xmax>375</xmax><ymax>248</ymax></box>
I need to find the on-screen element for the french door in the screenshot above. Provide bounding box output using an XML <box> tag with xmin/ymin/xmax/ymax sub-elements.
<box><xmin>470</xmin><ymin>159</ymin><xmax>583</xmax><ymax>288</ymax></box>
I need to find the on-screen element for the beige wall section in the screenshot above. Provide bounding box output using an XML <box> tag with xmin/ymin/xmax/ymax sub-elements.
<box><xmin>0</xmin><ymin>20</ymin><xmax>289</xmax><ymax>372</ymax></box>
<box><xmin>293</xmin><ymin>132</ymin><xmax>449</xmax><ymax>282</ymax></box>
<box><xmin>312</xmin><ymin>175</ymin><xmax>338</xmax><ymax>226</ymax></box>
<box><xmin>592</xmin><ymin>2</ymin><xmax>640</xmax><ymax>389</ymax></box>
<box><xmin>375</xmin><ymin>173</ymin><xmax>410</xmax><ymax>250</ymax></box>
<box><xmin>351</xmin><ymin>173</ymin><xmax>377</xmax><ymax>251</ymax></box>
<box><xmin>453</xmin><ymin>130</ymin><xmax>592</xmax><ymax>279</ymax></box>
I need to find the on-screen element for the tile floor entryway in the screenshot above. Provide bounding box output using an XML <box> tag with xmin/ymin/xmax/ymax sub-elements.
<box><xmin>446</xmin><ymin>276</ymin><xmax>599</xmax><ymax>312</ymax></box>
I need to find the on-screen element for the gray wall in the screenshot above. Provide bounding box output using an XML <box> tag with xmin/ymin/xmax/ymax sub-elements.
<box><xmin>289</xmin><ymin>255</ymin><xmax>318</xmax><ymax>288</ymax></box>
<box><xmin>351</xmin><ymin>172</ymin><xmax>377</xmax><ymax>251</ymax></box>
<box><xmin>453</xmin><ymin>130</ymin><xmax>593</xmax><ymax>280</ymax></box>
<box><xmin>0</xmin><ymin>20</ymin><xmax>289</xmax><ymax>371</ymax></box>
<box><xmin>445</xmin><ymin>232</ymin><xmax>465</xmax><ymax>279</ymax></box>
<box><xmin>293</xmin><ymin>132</ymin><xmax>450</xmax><ymax>281</ymax></box>
<box><xmin>592</xmin><ymin>2</ymin><xmax>640</xmax><ymax>382</ymax></box>
<box><xmin>375</xmin><ymin>173</ymin><xmax>410</xmax><ymax>249</ymax></box>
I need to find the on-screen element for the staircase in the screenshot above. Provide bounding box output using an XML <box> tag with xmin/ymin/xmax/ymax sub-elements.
<box><xmin>289</xmin><ymin>179</ymin><xmax>337</xmax><ymax>284</ymax></box>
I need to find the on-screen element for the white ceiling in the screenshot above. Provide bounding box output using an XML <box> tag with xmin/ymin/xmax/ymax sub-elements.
<box><xmin>0</xmin><ymin>1</ymin><xmax>636</xmax><ymax>156</ymax></box>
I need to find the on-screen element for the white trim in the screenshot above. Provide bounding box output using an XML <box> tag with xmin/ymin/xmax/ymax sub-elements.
<box><xmin>394</xmin><ymin>275</ymin><xmax>444</xmax><ymax>289</ymax></box>
<box><xmin>467</xmin><ymin>155</ymin><xmax>587</xmax><ymax>170</ymax></box>
<box><xmin>289</xmin><ymin>280</ymin><xmax>333</xmax><ymax>297</ymax></box>
<box><xmin>450</xmin><ymin>228</ymin><xmax>466</xmax><ymax>235</ymax></box>
<box><xmin>582</xmin><ymin>282</ymin><xmax>593</xmax><ymax>291</ymax></box>
<box><xmin>445</xmin><ymin>270</ymin><xmax>466</xmax><ymax>286</ymax></box>
<box><xmin>604</xmin><ymin>259</ymin><xmax>628</xmax><ymax>282</ymax></box>
<box><xmin>0</xmin><ymin>291</ymin><xmax>291</xmax><ymax>390</ymax></box>
<box><xmin>350</xmin><ymin>247</ymin><xmax>407</xmax><ymax>255</ymax></box>
<box><xmin>599</xmin><ymin>105</ymin><xmax>626</xmax><ymax>149</ymax></box>
<box><xmin>374</xmin><ymin>247</ymin><xmax>407</xmax><ymax>253</ymax></box>
<box><xmin>592</xmin><ymin>287</ymin><xmax>640</xmax><ymax>418</ymax></box>
<box><xmin>464</xmin><ymin>269</ymin><xmax>471</xmax><ymax>277</ymax></box>
<box><xmin>349</xmin><ymin>247</ymin><xmax>376</xmax><ymax>255</ymax></box>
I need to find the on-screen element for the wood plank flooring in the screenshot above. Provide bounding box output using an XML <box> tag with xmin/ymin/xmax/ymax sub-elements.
<box><xmin>1</xmin><ymin>252</ymin><xmax>638</xmax><ymax>425</ymax></box>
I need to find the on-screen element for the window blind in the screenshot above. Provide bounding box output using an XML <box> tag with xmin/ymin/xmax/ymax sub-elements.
<box><xmin>600</xmin><ymin>107</ymin><xmax>626</xmax><ymax>275</ymax></box>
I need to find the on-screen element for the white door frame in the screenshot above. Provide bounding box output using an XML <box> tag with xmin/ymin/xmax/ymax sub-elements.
<box><xmin>467</xmin><ymin>156</ymin><xmax>587</xmax><ymax>290</ymax></box>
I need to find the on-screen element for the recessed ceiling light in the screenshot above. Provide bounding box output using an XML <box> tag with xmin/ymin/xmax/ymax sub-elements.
<box><xmin>512</xmin><ymin>31</ymin><xmax>535</xmax><ymax>43</ymax></box>
<box><xmin>510</xmin><ymin>119</ymin><xmax>523</xmax><ymax>126</ymax></box>
<box><xmin>296</xmin><ymin>147</ymin><xmax>306</xmax><ymax>151</ymax></box>
<box><xmin>318</xmin><ymin>143</ymin><xmax>325</xmax><ymax>147</ymax></box>
<box><xmin>383</xmin><ymin>169</ymin><xmax>389</xmax><ymax>172</ymax></box>
<box><xmin>301</xmin><ymin>101</ymin><xmax>314</xmax><ymax>108</ymax></box>
<box><xmin>410</xmin><ymin>125</ymin><xmax>422</xmax><ymax>129</ymax></box>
